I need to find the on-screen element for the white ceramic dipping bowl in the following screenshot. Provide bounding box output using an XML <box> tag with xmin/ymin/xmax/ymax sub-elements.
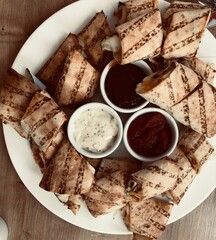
<box><xmin>123</xmin><ymin>107</ymin><xmax>179</xmax><ymax>162</ymax></box>
<box><xmin>67</xmin><ymin>102</ymin><xmax>123</xmax><ymax>158</ymax></box>
<box><xmin>100</xmin><ymin>59</ymin><xmax>152</xmax><ymax>113</ymax></box>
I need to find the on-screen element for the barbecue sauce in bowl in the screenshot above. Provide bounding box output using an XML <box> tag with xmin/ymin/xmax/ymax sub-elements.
<box><xmin>127</xmin><ymin>112</ymin><xmax>172</xmax><ymax>157</ymax></box>
<box><xmin>105</xmin><ymin>63</ymin><xmax>146</xmax><ymax>109</ymax></box>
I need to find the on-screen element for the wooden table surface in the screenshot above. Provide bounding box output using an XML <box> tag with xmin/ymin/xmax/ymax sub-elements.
<box><xmin>0</xmin><ymin>1</ymin><xmax>216</xmax><ymax>240</ymax></box>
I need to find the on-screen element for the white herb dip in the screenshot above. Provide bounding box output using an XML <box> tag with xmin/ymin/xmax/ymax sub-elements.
<box><xmin>73</xmin><ymin>108</ymin><xmax>119</xmax><ymax>153</ymax></box>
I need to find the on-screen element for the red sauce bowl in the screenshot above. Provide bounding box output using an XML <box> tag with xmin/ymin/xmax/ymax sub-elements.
<box><xmin>123</xmin><ymin>107</ymin><xmax>179</xmax><ymax>162</ymax></box>
<box><xmin>100</xmin><ymin>59</ymin><xmax>152</xmax><ymax>113</ymax></box>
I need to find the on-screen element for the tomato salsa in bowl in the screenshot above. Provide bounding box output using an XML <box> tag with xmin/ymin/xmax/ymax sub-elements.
<box><xmin>123</xmin><ymin>107</ymin><xmax>179</xmax><ymax>162</ymax></box>
<box><xmin>100</xmin><ymin>59</ymin><xmax>152</xmax><ymax>113</ymax></box>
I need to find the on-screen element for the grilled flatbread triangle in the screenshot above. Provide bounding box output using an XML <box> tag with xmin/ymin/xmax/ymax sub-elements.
<box><xmin>78</xmin><ymin>11</ymin><xmax>112</xmax><ymax>68</ymax></box>
<box><xmin>127</xmin><ymin>157</ymin><xmax>179</xmax><ymax>200</ymax></box>
<box><xmin>21</xmin><ymin>90</ymin><xmax>67</xmax><ymax>153</ymax></box>
<box><xmin>122</xmin><ymin>198</ymin><xmax>173</xmax><ymax>239</ymax></box>
<box><xmin>36</xmin><ymin>33</ymin><xmax>80</xmax><ymax>94</ymax></box>
<box><xmin>171</xmin><ymin>81</ymin><xmax>216</xmax><ymax>138</ymax></box>
<box><xmin>136</xmin><ymin>62</ymin><xmax>201</xmax><ymax>110</ymax></box>
<box><xmin>0</xmin><ymin>68</ymin><xmax>39</xmax><ymax>138</ymax></box>
<box><xmin>39</xmin><ymin>138</ymin><xmax>95</xmax><ymax>214</ymax></box>
<box><xmin>162</xmin><ymin>8</ymin><xmax>211</xmax><ymax>59</ymax></box>
<box><xmin>84</xmin><ymin>171</ymin><xmax>127</xmax><ymax>217</ymax></box>
<box><xmin>55</xmin><ymin>49</ymin><xmax>100</xmax><ymax>106</ymax></box>
<box><xmin>166</xmin><ymin>146</ymin><xmax>196</xmax><ymax>204</ymax></box>
<box><xmin>102</xmin><ymin>8</ymin><xmax>163</xmax><ymax>64</ymax></box>
<box><xmin>179</xmin><ymin>127</ymin><xmax>214</xmax><ymax>172</ymax></box>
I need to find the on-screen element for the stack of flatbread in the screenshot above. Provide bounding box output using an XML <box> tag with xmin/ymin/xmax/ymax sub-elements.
<box><xmin>136</xmin><ymin>60</ymin><xmax>216</xmax><ymax>137</ymax></box>
<box><xmin>39</xmin><ymin>138</ymin><xmax>95</xmax><ymax>214</ymax></box>
<box><xmin>0</xmin><ymin>69</ymin><xmax>39</xmax><ymax>137</ymax></box>
<box><xmin>21</xmin><ymin>90</ymin><xmax>67</xmax><ymax>167</ymax></box>
<box><xmin>36</xmin><ymin>11</ymin><xmax>113</xmax><ymax>106</ymax></box>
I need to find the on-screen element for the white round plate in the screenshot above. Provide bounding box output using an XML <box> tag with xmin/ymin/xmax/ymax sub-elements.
<box><xmin>3</xmin><ymin>0</ymin><xmax>216</xmax><ymax>235</ymax></box>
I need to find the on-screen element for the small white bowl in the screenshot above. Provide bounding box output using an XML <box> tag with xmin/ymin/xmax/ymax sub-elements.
<box><xmin>100</xmin><ymin>59</ymin><xmax>152</xmax><ymax>113</ymax></box>
<box><xmin>123</xmin><ymin>107</ymin><xmax>179</xmax><ymax>162</ymax></box>
<box><xmin>67</xmin><ymin>102</ymin><xmax>123</xmax><ymax>158</ymax></box>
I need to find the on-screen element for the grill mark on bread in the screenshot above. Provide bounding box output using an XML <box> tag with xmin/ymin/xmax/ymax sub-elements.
<box><xmin>69</xmin><ymin>59</ymin><xmax>87</xmax><ymax>104</ymax></box>
<box><xmin>38</xmin><ymin>126</ymin><xmax>58</xmax><ymax>148</ymax></box>
<box><xmin>179</xmin><ymin>64</ymin><xmax>191</xmax><ymax>95</ymax></box>
<box><xmin>198</xmin><ymin>87</ymin><xmax>207</xmax><ymax>135</ymax></box>
<box><xmin>88</xmin><ymin>22</ymin><xmax>109</xmax><ymax>50</ymax></box>
<box><xmin>170</xmin><ymin>3</ymin><xmax>207</xmax><ymax>10</ymax></box>
<box><xmin>182</xmin><ymin>99</ymin><xmax>190</xmax><ymax>125</ymax></box>
<box><xmin>30</xmin><ymin>107</ymin><xmax>61</xmax><ymax>132</ymax></box>
<box><xmin>0</xmin><ymin>98</ymin><xmax>26</xmax><ymax>112</ymax></box>
<box><xmin>179</xmin><ymin>144</ymin><xmax>197</xmax><ymax>168</ymax></box>
<box><xmin>58</xmin><ymin>146</ymin><xmax>73</xmax><ymax>194</ymax></box>
<box><xmin>169</xmin><ymin>13</ymin><xmax>209</xmax><ymax>32</ymax></box>
<box><xmin>127</xmin><ymin>2</ymin><xmax>155</xmax><ymax>16</ymax></box>
<box><xmin>166</xmin><ymin>79</ymin><xmax>175</xmax><ymax>105</ymax></box>
<box><xmin>75</xmin><ymin>160</ymin><xmax>85</xmax><ymax>194</ymax></box>
<box><xmin>24</xmin><ymin>97</ymin><xmax>49</xmax><ymax>118</ymax></box>
<box><xmin>4</xmin><ymin>84</ymin><xmax>33</xmax><ymax>98</ymax></box>
<box><xmin>84</xmin><ymin>71</ymin><xmax>99</xmax><ymax>101</ymax></box>
<box><xmin>190</xmin><ymin>135</ymin><xmax>206</xmax><ymax>153</ymax></box>
<box><xmin>122</xmin><ymin>23</ymin><xmax>162</xmax><ymax>60</ymax></box>
<box><xmin>1</xmin><ymin>115</ymin><xmax>20</xmax><ymax>123</ymax></box>
<box><xmin>148</xmin><ymin>218</ymin><xmax>166</xmax><ymax>231</ymax></box>
<box><xmin>145</xmin><ymin>166</ymin><xmax>177</xmax><ymax>179</ymax></box>
<box><xmin>162</xmin><ymin>31</ymin><xmax>202</xmax><ymax>55</ymax></box>
<box><xmin>200</xmin><ymin>148</ymin><xmax>214</xmax><ymax>166</ymax></box>
<box><xmin>78</xmin><ymin>12</ymin><xmax>103</xmax><ymax>36</ymax></box>
<box><xmin>119</xmin><ymin>9</ymin><xmax>158</xmax><ymax>39</ymax></box>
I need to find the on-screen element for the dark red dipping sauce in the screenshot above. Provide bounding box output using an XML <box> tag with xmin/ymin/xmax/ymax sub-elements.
<box><xmin>127</xmin><ymin>112</ymin><xmax>172</xmax><ymax>157</ymax></box>
<box><xmin>105</xmin><ymin>63</ymin><xmax>146</xmax><ymax>109</ymax></box>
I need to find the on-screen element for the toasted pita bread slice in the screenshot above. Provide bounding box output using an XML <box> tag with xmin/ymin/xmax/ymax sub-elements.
<box><xmin>121</xmin><ymin>198</ymin><xmax>173</xmax><ymax>239</ymax></box>
<box><xmin>162</xmin><ymin>8</ymin><xmax>211</xmax><ymax>59</ymax></box>
<box><xmin>55</xmin><ymin>49</ymin><xmax>100</xmax><ymax>105</ymax></box>
<box><xmin>78</xmin><ymin>11</ymin><xmax>112</xmax><ymax>68</ymax></box>
<box><xmin>84</xmin><ymin>171</ymin><xmax>127</xmax><ymax>217</ymax></box>
<box><xmin>182</xmin><ymin>57</ymin><xmax>216</xmax><ymax>86</ymax></box>
<box><xmin>102</xmin><ymin>9</ymin><xmax>163</xmax><ymax>64</ymax></box>
<box><xmin>162</xmin><ymin>1</ymin><xmax>208</xmax><ymax>28</ymax></box>
<box><xmin>127</xmin><ymin>157</ymin><xmax>179</xmax><ymax>200</ymax></box>
<box><xmin>115</xmin><ymin>0</ymin><xmax>158</xmax><ymax>26</ymax></box>
<box><xmin>0</xmin><ymin>68</ymin><xmax>39</xmax><ymax>137</ymax></box>
<box><xmin>36</xmin><ymin>33</ymin><xmax>80</xmax><ymax>94</ymax></box>
<box><xmin>179</xmin><ymin>127</ymin><xmax>214</xmax><ymax>172</ymax></box>
<box><xmin>166</xmin><ymin>146</ymin><xmax>196</xmax><ymax>204</ymax></box>
<box><xmin>171</xmin><ymin>81</ymin><xmax>216</xmax><ymax>138</ymax></box>
<box><xmin>136</xmin><ymin>62</ymin><xmax>201</xmax><ymax>110</ymax></box>
<box><xmin>96</xmin><ymin>157</ymin><xmax>142</xmax><ymax>179</ymax></box>
<box><xmin>21</xmin><ymin>90</ymin><xmax>67</xmax><ymax>153</ymax></box>
<box><xmin>30</xmin><ymin>127</ymin><xmax>65</xmax><ymax>169</ymax></box>
<box><xmin>39</xmin><ymin>138</ymin><xmax>95</xmax><ymax>214</ymax></box>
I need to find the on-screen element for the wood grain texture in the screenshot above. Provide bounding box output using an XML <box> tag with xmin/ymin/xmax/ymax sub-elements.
<box><xmin>0</xmin><ymin>1</ymin><xmax>216</xmax><ymax>240</ymax></box>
